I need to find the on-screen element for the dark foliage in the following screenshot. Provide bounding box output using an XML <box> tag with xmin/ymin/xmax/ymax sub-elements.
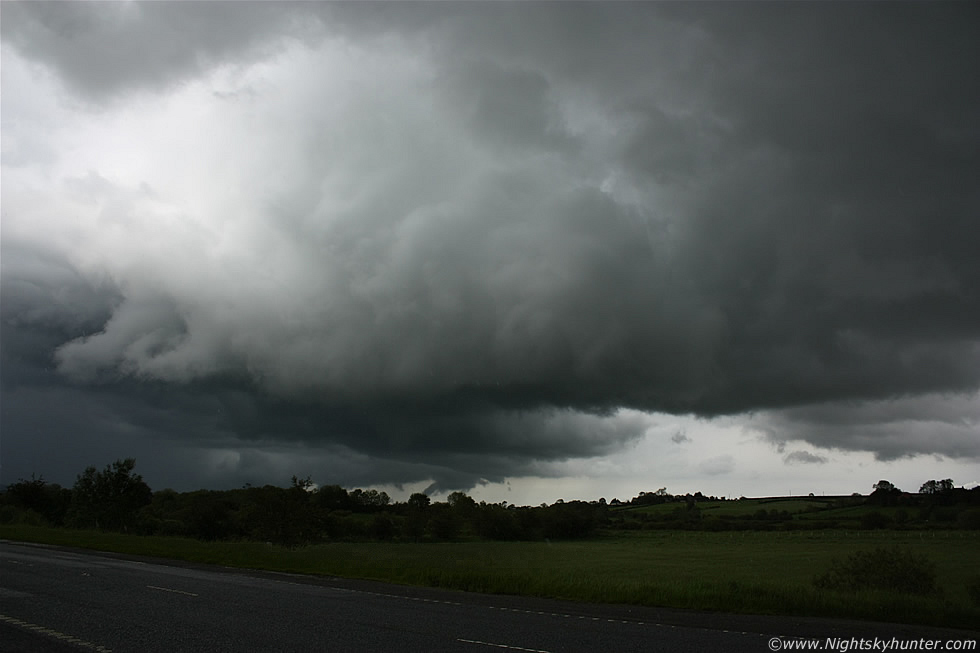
<box><xmin>813</xmin><ymin>547</ymin><xmax>939</xmax><ymax>596</ymax></box>
<box><xmin>919</xmin><ymin>479</ymin><xmax>954</xmax><ymax>495</ymax></box>
<box><xmin>4</xmin><ymin>465</ymin><xmax>980</xmax><ymax>544</ymax></box>
<box><xmin>68</xmin><ymin>459</ymin><xmax>152</xmax><ymax>531</ymax></box>
<box><xmin>3</xmin><ymin>475</ymin><xmax>71</xmax><ymax>526</ymax></box>
<box><xmin>967</xmin><ymin>576</ymin><xmax>980</xmax><ymax>607</ymax></box>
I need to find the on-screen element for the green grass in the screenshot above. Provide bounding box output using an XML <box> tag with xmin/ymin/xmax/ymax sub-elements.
<box><xmin>615</xmin><ymin>496</ymin><xmax>845</xmax><ymax>518</ymax></box>
<box><xmin>3</xmin><ymin>525</ymin><xmax>979</xmax><ymax>630</ymax></box>
<box><xmin>716</xmin><ymin>497</ymin><xmax>840</xmax><ymax>513</ymax></box>
<box><xmin>612</xmin><ymin>496</ymin><xmax>953</xmax><ymax>531</ymax></box>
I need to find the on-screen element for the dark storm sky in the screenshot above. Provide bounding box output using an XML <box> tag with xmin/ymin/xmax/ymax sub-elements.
<box><xmin>2</xmin><ymin>2</ymin><xmax>978</xmax><ymax>498</ymax></box>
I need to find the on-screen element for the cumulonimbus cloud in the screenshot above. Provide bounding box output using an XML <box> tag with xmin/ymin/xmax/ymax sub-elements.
<box><xmin>2</xmin><ymin>3</ymin><xmax>978</xmax><ymax>491</ymax></box>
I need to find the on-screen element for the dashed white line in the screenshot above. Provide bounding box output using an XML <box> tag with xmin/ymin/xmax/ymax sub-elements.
<box><xmin>0</xmin><ymin>613</ymin><xmax>112</xmax><ymax>652</ymax></box>
<box><xmin>146</xmin><ymin>584</ymin><xmax>199</xmax><ymax>596</ymax></box>
<box><xmin>268</xmin><ymin>576</ymin><xmax>767</xmax><ymax>639</ymax></box>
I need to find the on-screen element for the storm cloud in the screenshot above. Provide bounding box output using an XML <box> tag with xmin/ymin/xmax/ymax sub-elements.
<box><xmin>783</xmin><ymin>451</ymin><xmax>829</xmax><ymax>466</ymax></box>
<box><xmin>2</xmin><ymin>2</ymin><xmax>978</xmax><ymax>495</ymax></box>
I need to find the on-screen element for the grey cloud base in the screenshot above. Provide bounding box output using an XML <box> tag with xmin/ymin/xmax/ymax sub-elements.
<box><xmin>2</xmin><ymin>2</ymin><xmax>978</xmax><ymax>492</ymax></box>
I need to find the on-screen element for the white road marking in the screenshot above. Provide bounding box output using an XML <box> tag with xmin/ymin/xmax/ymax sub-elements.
<box><xmin>292</xmin><ymin>581</ymin><xmax>767</xmax><ymax>637</ymax></box>
<box><xmin>0</xmin><ymin>613</ymin><xmax>112</xmax><ymax>652</ymax></box>
<box><xmin>64</xmin><ymin>560</ymin><xmax>760</xmax><ymax>640</ymax></box>
<box><xmin>458</xmin><ymin>638</ymin><xmax>553</xmax><ymax>652</ymax></box>
<box><xmin>146</xmin><ymin>584</ymin><xmax>199</xmax><ymax>596</ymax></box>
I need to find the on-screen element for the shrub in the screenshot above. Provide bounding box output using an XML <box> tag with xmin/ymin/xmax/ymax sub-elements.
<box><xmin>0</xmin><ymin>505</ymin><xmax>20</xmax><ymax>524</ymax></box>
<box><xmin>860</xmin><ymin>511</ymin><xmax>891</xmax><ymax>530</ymax></box>
<box><xmin>957</xmin><ymin>508</ymin><xmax>980</xmax><ymax>530</ymax></box>
<box><xmin>814</xmin><ymin>546</ymin><xmax>938</xmax><ymax>596</ymax></box>
<box><xmin>0</xmin><ymin>506</ymin><xmax>47</xmax><ymax>526</ymax></box>
<box><xmin>966</xmin><ymin>576</ymin><xmax>980</xmax><ymax>607</ymax></box>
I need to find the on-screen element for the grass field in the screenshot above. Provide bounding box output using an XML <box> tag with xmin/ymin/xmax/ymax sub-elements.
<box><xmin>3</xmin><ymin>525</ymin><xmax>978</xmax><ymax>630</ymax></box>
<box><xmin>618</xmin><ymin>497</ymin><xmax>841</xmax><ymax>517</ymax></box>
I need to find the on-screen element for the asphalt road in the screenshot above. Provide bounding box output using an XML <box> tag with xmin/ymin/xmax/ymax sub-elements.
<box><xmin>1</xmin><ymin>541</ymin><xmax>974</xmax><ymax>652</ymax></box>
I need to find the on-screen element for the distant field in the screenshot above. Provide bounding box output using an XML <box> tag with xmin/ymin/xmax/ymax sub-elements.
<box><xmin>616</xmin><ymin>498</ymin><xmax>838</xmax><ymax>518</ymax></box>
<box><xmin>3</xmin><ymin>525</ymin><xmax>978</xmax><ymax>630</ymax></box>
<box><xmin>613</xmin><ymin>496</ymin><xmax>850</xmax><ymax>517</ymax></box>
<box><xmin>610</xmin><ymin>495</ymin><xmax>977</xmax><ymax>532</ymax></box>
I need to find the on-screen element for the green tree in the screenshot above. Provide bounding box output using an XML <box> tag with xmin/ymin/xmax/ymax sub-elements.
<box><xmin>404</xmin><ymin>492</ymin><xmax>430</xmax><ymax>541</ymax></box>
<box><xmin>447</xmin><ymin>491</ymin><xmax>477</xmax><ymax>528</ymax></box>
<box><xmin>370</xmin><ymin>513</ymin><xmax>397</xmax><ymax>540</ymax></box>
<box><xmin>183</xmin><ymin>490</ymin><xmax>240</xmax><ymax>540</ymax></box>
<box><xmin>3</xmin><ymin>475</ymin><xmax>72</xmax><ymax>526</ymax></box>
<box><xmin>869</xmin><ymin>480</ymin><xmax>902</xmax><ymax>506</ymax></box>
<box><xmin>350</xmin><ymin>488</ymin><xmax>391</xmax><ymax>510</ymax></box>
<box><xmin>5</xmin><ymin>475</ymin><xmax>48</xmax><ymax>513</ymax></box>
<box><xmin>447</xmin><ymin>491</ymin><xmax>476</xmax><ymax>513</ymax></box>
<box><xmin>241</xmin><ymin>478</ymin><xmax>320</xmax><ymax>546</ymax></box>
<box><xmin>315</xmin><ymin>485</ymin><xmax>351</xmax><ymax>511</ymax></box>
<box><xmin>68</xmin><ymin>459</ymin><xmax>152</xmax><ymax>531</ymax></box>
<box><xmin>475</xmin><ymin>502</ymin><xmax>522</xmax><ymax>540</ymax></box>
<box><xmin>407</xmin><ymin>492</ymin><xmax>431</xmax><ymax>511</ymax></box>
<box><xmin>920</xmin><ymin>480</ymin><xmax>940</xmax><ymax>494</ymax></box>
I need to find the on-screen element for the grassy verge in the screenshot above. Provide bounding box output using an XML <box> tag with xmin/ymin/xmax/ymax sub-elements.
<box><xmin>3</xmin><ymin>525</ymin><xmax>978</xmax><ymax>630</ymax></box>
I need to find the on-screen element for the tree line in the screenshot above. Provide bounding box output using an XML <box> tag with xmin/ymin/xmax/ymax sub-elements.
<box><xmin>0</xmin><ymin>459</ymin><xmax>608</xmax><ymax>546</ymax></box>
<box><xmin>2</xmin><ymin>462</ymin><xmax>979</xmax><ymax>545</ymax></box>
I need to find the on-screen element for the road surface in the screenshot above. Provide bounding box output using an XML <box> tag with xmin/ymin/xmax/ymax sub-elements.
<box><xmin>1</xmin><ymin>540</ymin><xmax>973</xmax><ymax>652</ymax></box>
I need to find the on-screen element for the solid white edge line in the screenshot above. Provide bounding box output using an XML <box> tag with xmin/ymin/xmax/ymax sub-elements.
<box><xmin>457</xmin><ymin>638</ymin><xmax>553</xmax><ymax>653</ymax></box>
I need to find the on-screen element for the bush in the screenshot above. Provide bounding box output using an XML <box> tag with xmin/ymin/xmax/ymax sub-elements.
<box><xmin>860</xmin><ymin>511</ymin><xmax>891</xmax><ymax>530</ymax></box>
<box><xmin>966</xmin><ymin>576</ymin><xmax>980</xmax><ymax>607</ymax></box>
<box><xmin>957</xmin><ymin>508</ymin><xmax>980</xmax><ymax>530</ymax></box>
<box><xmin>0</xmin><ymin>506</ymin><xmax>48</xmax><ymax>526</ymax></box>
<box><xmin>370</xmin><ymin>514</ymin><xmax>397</xmax><ymax>541</ymax></box>
<box><xmin>814</xmin><ymin>546</ymin><xmax>938</xmax><ymax>596</ymax></box>
<box><xmin>0</xmin><ymin>505</ymin><xmax>21</xmax><ymax>524</ymax></box>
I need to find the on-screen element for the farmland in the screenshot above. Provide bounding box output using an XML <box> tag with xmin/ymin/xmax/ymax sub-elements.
<box><xmin>4</xmin><ymin>470</ymin><xmax>980</xmax><ymax>630</ymax></box>
<box><xmin>3</xmin><ymin>524</ymin><xmax>978</xmax><ymax>630</ymax></box>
